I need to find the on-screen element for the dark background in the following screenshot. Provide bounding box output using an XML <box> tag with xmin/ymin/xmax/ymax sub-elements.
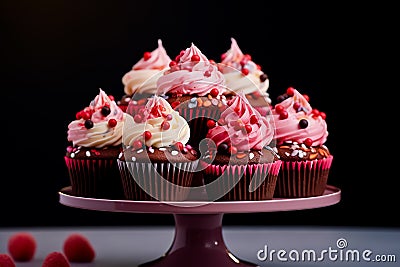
<box><xmin>1</xmin><ymin>1</ymin><xmax>394</xmax><ymax>228</ymax></box>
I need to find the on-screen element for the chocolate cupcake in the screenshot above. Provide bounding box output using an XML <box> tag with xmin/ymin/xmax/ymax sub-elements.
<box><xmin>200</xmin><ymin>92</ymin><xmax>281</xmax><ymax>201</ymax></box>
<box><xmin>117</xmin><ymin>95</ymin><xmax>199</xmax><ymax>201</ymax></box>
<box><xmin>118</xmin><ymin>39</ymin><xmax>171</xmax><ymax>115</ymax></box>
<box><xmin>156</xmin><ymin>43</ymin><xmax>228</xmax><ymax>146</ymax></box>
<box><xmin>65</xmin><ymin>88</ymin><xmax>125</xmax><ymax>199</ymax></box>
<box><xmin>271</xmin><ymin>87</ymin><xmax>333</xmax><ymax>198</ymax></box>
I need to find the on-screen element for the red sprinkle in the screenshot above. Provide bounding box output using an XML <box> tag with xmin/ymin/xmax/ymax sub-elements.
<box><xmin>304</xmin><ymin>138</ymin><xmax>313</xmax><ymax>147</ymax></box>
<box><xmin>210</xmin><ymin>88</ymin><xmax>219</xmax><ymax>98</ymax></box>
<box><xmin>286</xmin><ymin>87</ymin><xmax>295</xmax><ymax>96</ymax></box>
<box><xmin>207</xmin><ymin>120</ymin><xmax>216</xmax><ymax>128</ymax></box>
<box><xmin>241</xmin><ymin>68</ymin><xmax>249</xmax><ymax>75</ymax></box>
<box><xmin>144</xmin><ymin>131</ymin><xmax>152</xmax><ymax>140</ymax></box>
<box><xmin>143</xmin><ymin>52</ymin><xmax>152</xmax><ymax>61</ymax></box>
<box><xmin>133</xmin><ymin>140</ymin><xmax>143</xmax><ymax>150</ymax></box>
<box><xmin>279</xmin><ymin>111</ymin><xmax>288</xmax><ymax>120</ymax></box>
<box><xmin>108</xmin><ymin>119</ymin><xmax>117</xmax><ymax>127</ymax></box>
<box><xmin>191</xmin><ymin>55</ymin><xmax>200</xmax><ymax>62</ymax></box>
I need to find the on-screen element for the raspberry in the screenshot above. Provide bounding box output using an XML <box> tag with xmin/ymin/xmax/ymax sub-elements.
<box><xmin>41</xmin><ymin>252</ymin><xmax>70</xmax><ymax>267</ymax></box>
<box><xmin>7</xmin><ymin>232</ymin><xmax>36</xmax><ymax>261</ymax></box>
<box><xmin>0</xmin><ymin>254</ymin><xmax>16</xmax><ymax>267</ymax></box>
<box><xmin>63</xmin><ymin>233</ymin><xmax>95</xmax><ymax>262</ymax></box>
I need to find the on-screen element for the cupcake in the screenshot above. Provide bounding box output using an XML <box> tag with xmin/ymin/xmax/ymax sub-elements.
<box><xmin>118</xmin><ymin>39</ymin><xmax>171</xmax><ymax>115</ymax></box>
<box><xmin>200</xmin><ymin>92</ymin><xmax>281</xmax><ymax>201</ymax></box>
<box><xmin>218</xmin><ymin>37</ymin><xmax>271</xmax><ymax>115</ymax></box>
<box><xmin>156</xmin><ymin>42</ymin><xmax>228</xmax><ymax>146</ymax></box>
<box><xmin>117</xmin><ymin>95</ymin><xmax>199</xmax><ymax>201</ymax></box>
<box><xmin>65</xmin><ymin>88</ymin><xmax>126</xmax><ymax>199</ymax></box>
<box><xmin>271</xmin><ymin>87</ymin><xmax>333</xmax><ymax>198</ymax></box>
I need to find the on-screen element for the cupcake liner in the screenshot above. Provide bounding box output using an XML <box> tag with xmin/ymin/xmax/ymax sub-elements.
<box><xmin>117</xmin><ymin>159</ymin><xmax>199</xmax><ymax>201</ymax></box>
<box><xmin>176</xmin><ymin>105</ymin><xmax>221</xmax><ymax>145</ymax></box>
<box><xmin>64</xmin><ymin>156</ymin><xmax>124</xmax><ymax>199</ymax></box>
<box><xmin>203</xmin><ymin>160</ymin><xmax>282</xmax><ymax>201</ymax></box>
<box><xmin>274</xmin><ymin>155</ymin><xmax>333</xmax><ymax>198</ymax></box>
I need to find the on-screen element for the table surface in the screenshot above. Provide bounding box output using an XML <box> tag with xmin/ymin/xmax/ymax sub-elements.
<box><xmin>1</xmin><ymin>225</ymin><xmax>399</xmax><ymax>267</ymax></box>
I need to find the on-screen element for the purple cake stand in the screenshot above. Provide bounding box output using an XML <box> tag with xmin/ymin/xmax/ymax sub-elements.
<box><xmin>59</xmin><ymin>185</ymin><xmax>341</xmax><ymax>267</ymax></box>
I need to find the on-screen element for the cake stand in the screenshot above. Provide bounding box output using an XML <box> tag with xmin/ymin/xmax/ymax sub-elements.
<box><xmin>59</xmin><ymin>185</ymin><xmax>341</xmax><ymax>267</ymax></box>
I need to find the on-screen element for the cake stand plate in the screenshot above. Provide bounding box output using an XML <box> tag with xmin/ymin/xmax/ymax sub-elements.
<box><xmin>59</xmin><ymin>185</ymin><xmax>341</xmax><ymax>267</ymax></box>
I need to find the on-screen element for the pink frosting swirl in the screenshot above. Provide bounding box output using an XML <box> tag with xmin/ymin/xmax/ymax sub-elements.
<box><xmin>132</xmin><ymin>39</ymin><xmax>171</xmax><ymax>70</ymax></box>
<box><xmin>206</xmin><ymin>92</ymin><xmax>274</xmax><ymax>152</ymax></box>
<box><xmin>67</xmin><ymin>89</ymin><xmax>125</xmax><ymax>148</ymax></box>
<box><xmin>156</xmin><ymin>43</ymin><xmax>226</xmax><ymax>96</ymax></box>
<box><xmin>272</xmin><ymin>88</ymin><xmax>328</xmax><ymax>146</ymax></box>
<box><xmin>218</xmin><ymin>38</ymin><xmax>270</xmax><ymax>99</ymax></box>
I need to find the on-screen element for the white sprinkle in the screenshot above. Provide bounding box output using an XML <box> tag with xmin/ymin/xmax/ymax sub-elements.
<box><xmin>311</xmin><ymin>148</ymin><xmax>316</xmax><ymax>153</ymax></box>
<box><xmin>70</xmin><ymin>153</ymin><xmax>75</xmax><ymax>158</ymax></box>
<box><xmin>131</xmin><ymin>156</ymin><xmax>136</xmax><ymax>162</ymax></box>
<box><xmin>273</xmin><ymin>147</ymin><xmax>278</xmax><ymax>153</ymax></box>
<box><xmin>86</xmin><ymin>151</ymin><xmax>91</xmax><ymax>157</ymax></box>
<box><xmin>293</xmin><ymin>141</ymin><xmax>298</xmax><ymax>145</ymax></box>
<box><xmin>188</xmin><ymin>103</ymin><xmax>197</xmax><ymax>109</ymax></box>
<box><xmin>149</xmin><ymin>147</ymin><xmax>155</xmax><ymax>153</ymax></box>
<box><xmin>137</xmin><ymin>149</ymin><xmax>143</xmax><ymax>154</ymax></box>
<box><xmin>171</xmin><ymin>150</ymin><xmax>179</xmax><ymax>156</ymax></box>
<box><xmin>190</xmin><ymin>97</ymin><xmax>197</xmax><ymax>103</ymax></box>
<box><xmin>118</xmin><ymin>152</ymin><xmax>123</xmax><ymax>158</ymax></box>
<box><xmin>285</xmin><ymin>140</ymin><xmax>293</xmax><ymax>144</ymax></box>
<box><xmin>211</xmin><ymin>99</ymin><xmax>219</xmax><ymax>106</ymax></box>
<box><xmin>301</xmin><ymin>143</ymin><xmax>308</xmax><ymax>149</ymax></box>
<box><xmin>291</xmin><ymin>150</ymin><xmax>299</xmax><ymax>156</ymax></box>
<box><xmin>285</xmin><ymin>152</ymin><xmax>290</xmax><ymax>157</ymax></box>
<box><xmin>75</xmin><ymin>150</ymin><xmax>80</xmax><ymax>154</ymax></box>
<box><xmin>291</xmin><ymin>144</ymin><xmax>299</xmax><ymax>150</ymax></box>
<box><xmin>159</xmin><ymin>147</ymin><xmax>167</xmax><ymax>151</ymax></box>
<box><xmin>249</xmin><ymin>152</ymin><xmax>254</xmax><ymax>160</ymax></box>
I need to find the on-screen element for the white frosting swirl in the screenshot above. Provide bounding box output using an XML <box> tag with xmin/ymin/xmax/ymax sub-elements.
<box><xmin>122</xmin><ymin>39</ymin><xmax>171</xmax><ymax>96</ymax></box>
<box><xmin>67</xmin><ymin>89</ymin><xmax>126</xmax><ymax>148</ymax></box>
<box><xmin>122</xmin><ymin>96</ymin><xmax>190</xmax><ymax>148</ymax></box>
<box><xmin>219</xmin><ymin>38</ymin><xmax>270</xmax><ymax>103</ymax></box>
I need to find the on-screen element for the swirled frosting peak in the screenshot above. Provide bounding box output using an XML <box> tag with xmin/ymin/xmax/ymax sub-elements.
<box><xmin>219</xmin><ymin>38</ymin><xmax>270</xmax><ymax>102</ymax></box>
<box><xmin>206</xmin><ymin>92</ymin><xmax>274</xmax><ymax>152</ymax></box>
<box><xmin>156</xmin><ymin>43</ymin><xmax>227</xmax><ymax>97</ymax></box>
<box><xmin>122</xmin><ymin>39</ymin><xmax>171</xmax><ymax>96</ymax></box>
<box><xmin>122</xmin><ymin>96</ymin><xmax>190</xmax><ymax>148</ymax></box>
<box><xmin>67</xmin><ymin>88</ymin><xmax>125</xmax><ymax>148</ymax></box>
<box><xmin>272</xmin><ymin>87</ymin><xmax>328</xmax><ymax>146</ymax></box>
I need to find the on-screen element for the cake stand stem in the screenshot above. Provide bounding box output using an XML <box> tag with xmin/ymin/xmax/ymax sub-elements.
<box><xmin>139</xmin><ymin>213</ymin><xmax>259</xmax><ymax>267</ymax></box>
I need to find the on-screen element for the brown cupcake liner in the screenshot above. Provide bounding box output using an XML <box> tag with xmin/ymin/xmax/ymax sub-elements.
<box><xmin>117</xmin><ymin>159</ymin><xmax>199</xmax><ymax>201</ymax></box>
<box><xmin>203</xmin><ymin>160</ymin><xmax>282</xmax><ymax>201</ymax></box>
<box><xmin>64</xmin><ymin>156</ymin><xmax>124</xmax><ymax>199</ymax></box>
<box><xmin>274</xmin><ymin>155</ymin><xmax>333</xmax><ymax>198</ymax></box>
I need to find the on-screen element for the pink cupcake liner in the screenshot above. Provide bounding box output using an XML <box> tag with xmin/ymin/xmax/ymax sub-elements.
<box><xmin>203</xmin><ymin>160</ymin><xmax>282</xmax><ymax>201</ymax></box>
<box><xmin>176</xmin><ymin>106</ymin><xmax>222</xmax><ymax>145</ymax></box>
<box><xmin>64</xmin><ymin>156</ymin><xmax>124</xmax><ymax>199</ymax></box>
<box><xmin>117</xmin><ymin>159</ymin><xmax>199</xmax><ymax>201</ymax></box>
<box><xmin>274</xmin><ymin>155</ymin><xmax>333</xmax><ymax>198</ymax></box>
